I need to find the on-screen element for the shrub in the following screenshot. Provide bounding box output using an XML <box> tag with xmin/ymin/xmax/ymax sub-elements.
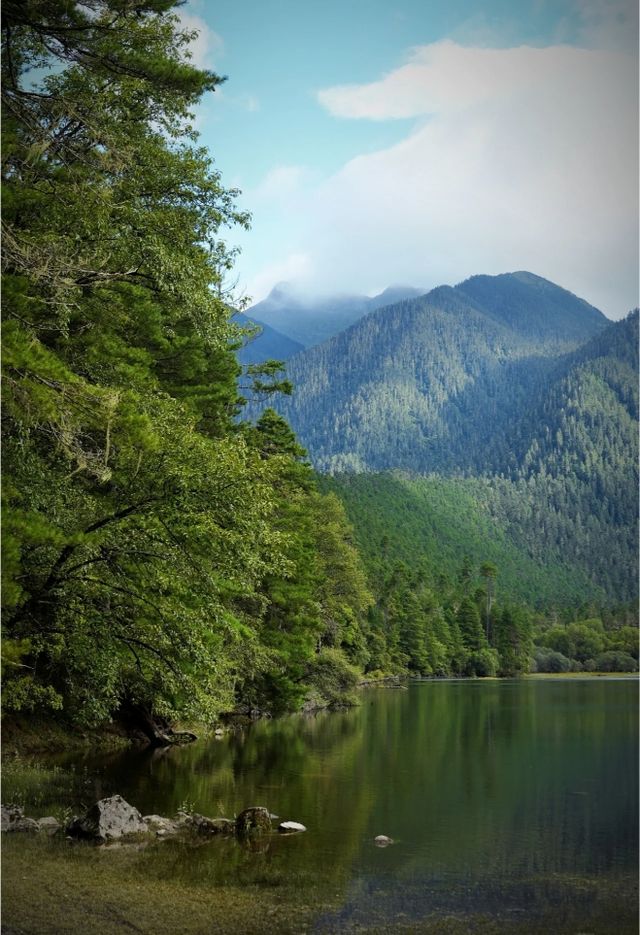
<box><xmin>533</xmin><ymin>646</ymin><xmax>573</xmax><ymax>673</ymax></box>
<box><xmin>590</xmin><ymin>651</ymin><xmax>639</xmax><ymax>673</ymax></box>
<box><xmin>465</xmin><ymin>648</ymin><xmax>499</xmax><ymax>677</ymax></box>
<box><xmin>306</xmin><ymin>648</ymin><xmax>361</xmax><ymax>706</ymax></box>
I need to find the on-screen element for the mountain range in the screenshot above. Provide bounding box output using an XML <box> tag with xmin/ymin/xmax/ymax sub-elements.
<box><xmin>240</xmin><ymin>271</ymin><xmax>638</xmax><ymax>603</ymax></box>
<box><xmin>245</xmin><ymin>283</ymin><xmax>424</xmax><ymax>350</ymax></box>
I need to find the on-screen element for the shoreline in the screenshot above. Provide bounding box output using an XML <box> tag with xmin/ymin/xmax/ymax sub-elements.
<box><xmin>2</xmin><ymin>671</ymin><xmax>637</xmax><ymax>757</ymax></box>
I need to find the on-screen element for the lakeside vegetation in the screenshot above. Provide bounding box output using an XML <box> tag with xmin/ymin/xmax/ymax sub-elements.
<box><xmin>1</xmin><ymin>2</ymin><xmax>637</xmax><ymax>746</ymax></box>
<box><xmin>1</xmin><ymin>1</ymin><xmax>374</xmax><ymax>735</ymax></box>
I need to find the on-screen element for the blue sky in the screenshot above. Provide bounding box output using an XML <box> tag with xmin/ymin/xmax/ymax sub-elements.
<box><xmin>184</xmin><ymin>0</ymin><xmax>638</xmax><ymax>318</ymax></box>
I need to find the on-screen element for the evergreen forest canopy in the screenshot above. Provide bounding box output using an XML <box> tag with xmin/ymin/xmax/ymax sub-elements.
<box><xmin>1</xmin><ymin>0</ymin><xmax>374</xmax><ymax>733</ymax></box>
<box><xmin>258</xmin><ymin>280</ymin><xmax>639</xmax><ymax>607</ymax></box>
<box><xmin>1</xmin><ymin>2</ymin><xmax>637</xmax><ymax>738</ymax></box>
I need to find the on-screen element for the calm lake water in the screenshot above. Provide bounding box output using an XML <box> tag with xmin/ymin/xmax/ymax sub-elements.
<box><xmin>6</xmin><ymin>678</ymin><xmax>639</xmax><ymax>932</ymax></box>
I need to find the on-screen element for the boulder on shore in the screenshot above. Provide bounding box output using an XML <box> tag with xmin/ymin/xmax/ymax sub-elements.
<box><xmin>235</xmin><ymin>806</ymin><xmax>272</xmax><ymax>835</ymax></box>
<box><xmin>67</xmin><ymin>795</ymin><xmax>147</xmax><ymax>842</ymax></box>
<box><xmin>1</xmin><ymin>805</ymin><xmax>39</xmax><ymax>833</ymax></box>
<box><xmin>37</xmin><ymin>816</ymin><xmax>61</xmax><ymax>836</ymax></box>
<box><xmin>143</xmin><ymin>815</ymin><xmax>179</xmax><ymax>835</ymax></box>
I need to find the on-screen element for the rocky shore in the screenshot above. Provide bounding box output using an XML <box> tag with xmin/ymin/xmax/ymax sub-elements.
<box><xmin>1</xmin><ymin>796</ymin><xmax>306</xmax><ymax>845</ymax></box>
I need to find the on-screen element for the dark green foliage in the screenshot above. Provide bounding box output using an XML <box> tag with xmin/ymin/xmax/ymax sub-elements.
<box><xmin>1</xmin><ymin>1</ymin><xmax>372</xmax><ymax>726</ymax></box>
<box><xmin>533</xmin><ymin>647</ymin><xmax>576</xmax><ymax>673</ymax></box>
<box><xmin>532</xmin><ymin>615</ymin><xmax>638</xmax><ymax>671</ymax></box>
<box><xmin>457</xmin><ymin>599</ymin><xmax>486</xmax><ymax>652</ymax></box>
<box><xmin>539</xmin><ymin>620</ymin><xmax>606</xmax><ymax>664</ymax></box>
<box><xmin>493</xmin><ymin>606</ymin><xmax>533</xmax><ymax>676</ymax></box>
<box><xmin>587</xmin><ymin>651</ymin><xmax>638</xmax><ymax>673</ymax></box>
<box><xmin>257</xmin><ymin>278</ymin><xmax>636</xmax><ymax>604</ymax></box>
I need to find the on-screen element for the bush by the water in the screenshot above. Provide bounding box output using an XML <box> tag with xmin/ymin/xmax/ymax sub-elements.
<box><xmin>532</xmin><ymin>647</ymin><xmax>579</xmax><ymax>673</ymax></box>
<box><xmin>585</xmin><ymin>651</ymin><xmax>638</xmax><ymax>672</ymax></box>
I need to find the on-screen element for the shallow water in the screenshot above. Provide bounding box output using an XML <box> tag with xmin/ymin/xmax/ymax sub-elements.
<box><xmin>5</xmin><ymin>678</ymin><xmax>639</xmax><ymax>932</ymax></box>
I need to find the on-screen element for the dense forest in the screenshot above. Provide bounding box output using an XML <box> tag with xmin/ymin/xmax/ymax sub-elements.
<box><xmin>1</xmin><ymin>2</ymin><xmax>637</xmax><ymax>740</ymax></box>
<box><xmin>0</xmin><ymin>1</ymin><xmax>376</xmax><ymax>735</ymax></box>
<box><xmin>245</xmin><ymin>283</ymin><xmax>424</xmax><ymax>350</ymax></box>
<box><xmin>260</xmin><ymin>284</ymin><xmax>638</xmax><ymax>604</ymax></box>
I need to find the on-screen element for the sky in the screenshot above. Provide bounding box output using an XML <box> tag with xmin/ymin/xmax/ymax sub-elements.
<box><xmin>183</xmin><ymin>0</ymin><xmax>638</xmax><ymax>319</ymax></box>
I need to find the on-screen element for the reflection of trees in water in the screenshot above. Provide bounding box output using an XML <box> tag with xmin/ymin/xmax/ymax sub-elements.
<box><xmin>382</xmin><ymin>681</ymin><xmax>637</xmax><ymax>878</ymax></box>
<box><xmin>19</xmin><ymin>682</ymin><xmax>638</xmax><ymax>896</ymax></box>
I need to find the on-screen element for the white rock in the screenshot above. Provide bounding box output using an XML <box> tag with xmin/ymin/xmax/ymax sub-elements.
<box><xmin>278</xmin><ymin>820</ymin><xmax>306</xmax><ymax>833</ymax></box>
<box><xmin>374</xmin><ymin>835</ymin><xmax>394</xmax><ymax>846</ymax></box>
<box><xmin>69</xmin><ymin>795</ymin><xmax>146</xmax><ymax>841</ymax></box>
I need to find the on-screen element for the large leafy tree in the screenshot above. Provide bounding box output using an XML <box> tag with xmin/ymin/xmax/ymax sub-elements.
<box><xmin>1</xmin><ymin>1</ymin><xmax>317</xmax><ymax>732</ymax></box>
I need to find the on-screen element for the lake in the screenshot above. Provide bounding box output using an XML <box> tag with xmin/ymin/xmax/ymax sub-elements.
<box><xmin>3</xmin><ymin>677</ymin><xmax>638</xmax><ymax>933</ymax></box>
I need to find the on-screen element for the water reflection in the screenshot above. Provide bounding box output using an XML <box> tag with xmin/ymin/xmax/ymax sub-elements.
<box><xmin>10</xmin><ymin>679</ymin><xmax>639</xmax><ymax>931</ymax></box>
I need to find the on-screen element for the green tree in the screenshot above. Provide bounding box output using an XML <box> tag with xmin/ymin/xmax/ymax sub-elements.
<box><xmin>457</xmin><ymin>598</ymin><xmax>486</xmax><ymax>653</ymax></box>
<box><xmin>480</xmin><ymin>562</ymin><xmax>498</xmax><ymax>641</ymax></box>
<box><xmin>493</xmin><ymin>605</ymin><xmax>533</xmax><ymax>676</ymax></box>
<box><xmin>1</xmin><ymin>0</ymin><xmax>335</xmax><ymax>733</ymax></box>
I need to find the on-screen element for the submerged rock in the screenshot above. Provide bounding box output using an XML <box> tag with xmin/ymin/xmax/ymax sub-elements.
<box><xmin>188</xmin><ymin>814</ymin><xmax>235</xmax><ymax>836</ymax></box>
<box><xmin>374</xmin><ymin>835</ymin><xmax>394</xmax><ymax>847</ymax></box>
<box><xmin>67</xmin><ymin>795</ymin><xmax>147</xmax><ymax>841</ymax></box>
<box><xmin>278</xmin><ymin>821</ymin><xmax>306</xmax><ymax>833</ymax></box>
<box><xmin>235</xmin><ymin>806</ymin><xmax>272</xmax><ymax>835</ymax></box>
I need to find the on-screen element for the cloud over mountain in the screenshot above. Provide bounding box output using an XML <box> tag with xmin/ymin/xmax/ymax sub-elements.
<box><xmin>247</xmin><ymin>39</ymin><xmax>638</xmax><ymax>318</ymax></box>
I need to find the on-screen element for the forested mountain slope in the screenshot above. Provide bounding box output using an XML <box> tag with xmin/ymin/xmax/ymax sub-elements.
<box><xmin>247</xmin><ymin>283</ymin><xmax>424</xmax><ymax>348</ymax></box>
<box><xmin>318</xmin><ymin>472</ymin><xmax>607</xmax><ymax>607</ymax></box>
<box><xmin>482</xmin><ymin>311</ymin><xmax>639</xmax><ymax>600</ymax></box>
<box><xmin>233</xmin><ymin>311</ymin><xmax>304</xmax><ymax>365</ymax></box>
<box><xmin>254</xmin><ymin>280</ymin><xmax>636</xmax><ymax>604</ymax></box>
<box><xmin>263</xmin><ymin>272</ymin><xmax>608</xmax><ymax>473</ymax></box>
<box><xmin>456</xmin><ymin>271</ymin><xmax>606</xmax><ymax>345</ymax></box>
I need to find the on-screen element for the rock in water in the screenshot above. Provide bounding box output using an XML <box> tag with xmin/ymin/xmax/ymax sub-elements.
<box><xmin>374</xmin><ymin>835</ymin><xmax>394</xmax><ymax>847</ymax></box>
<box><xmin>278</xmin><ymin>821</ymin><xmax>307</xmax><ymax>833</ymax></box>
<box><xmin>235</xmin><ymin>807</ymin><xmax>272</xmax><ymax>835</ymax></box>
<box><xmin>68</xmin><ymin>795</ymin><xmax>146</xmax><ymax>841</ymax></box>
<box><xmin>142</xmin><ymin>815</ymin><xmax>179</xmax><ymax>835</ymax></box>
<box><xmin>187</xmin><ymin>814</ymin><xmax>235</xmax><ymax>836</ymax></box>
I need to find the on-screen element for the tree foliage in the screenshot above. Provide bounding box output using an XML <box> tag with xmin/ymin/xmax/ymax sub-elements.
<box><xmin>1</xmin><ymin>1</ymin><xmax>372</xmax><ymax>727</ymax></box>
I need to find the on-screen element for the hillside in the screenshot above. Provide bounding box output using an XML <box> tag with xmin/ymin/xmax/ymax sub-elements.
<box><xmin>456</xmin><ymin>271</ymin><xmax>606</xmax><ymax>345</ymax></box>
<box><xmin>318</xmin><ymin>472</ymin><xmax>608</xmax><ymax>607</ymax></box>
<box><xmin>264</xmin><ymin>272</ymin><xmax>608</xmax><ymax>473</ymax></box>
<box><xmin>246</xmin><ymin>283</ymin><xmax>424</xmax><ymax>348</ymax></box>
<box><xmin>251</xmin><ymin>276</ymin><xmax>637</xmax><ymax>604</ymax></box>
<box><xmin>234</xmin><ymin>311</ymin><xmax>304</xmax><ymax>365</ymax></box>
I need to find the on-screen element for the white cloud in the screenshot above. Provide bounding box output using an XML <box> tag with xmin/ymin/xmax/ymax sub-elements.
<box><xmin>245</xmin><ymin>253</ymin><xmax>314</xmax><ymax>304</ymax></box>
<box><xmin>178</xmin><ymin>11</ymin><xmax>224</xmax><ymax>70</ymax></box>
<box><xmin>253</xmin><ymin>165</ymin><xmax>312</xmax><ymax>201</ymax></box>
<box><xmin>259</xmin><ymin>40</ymin><xmax>637</xmax><ymax>317</ymax></box>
